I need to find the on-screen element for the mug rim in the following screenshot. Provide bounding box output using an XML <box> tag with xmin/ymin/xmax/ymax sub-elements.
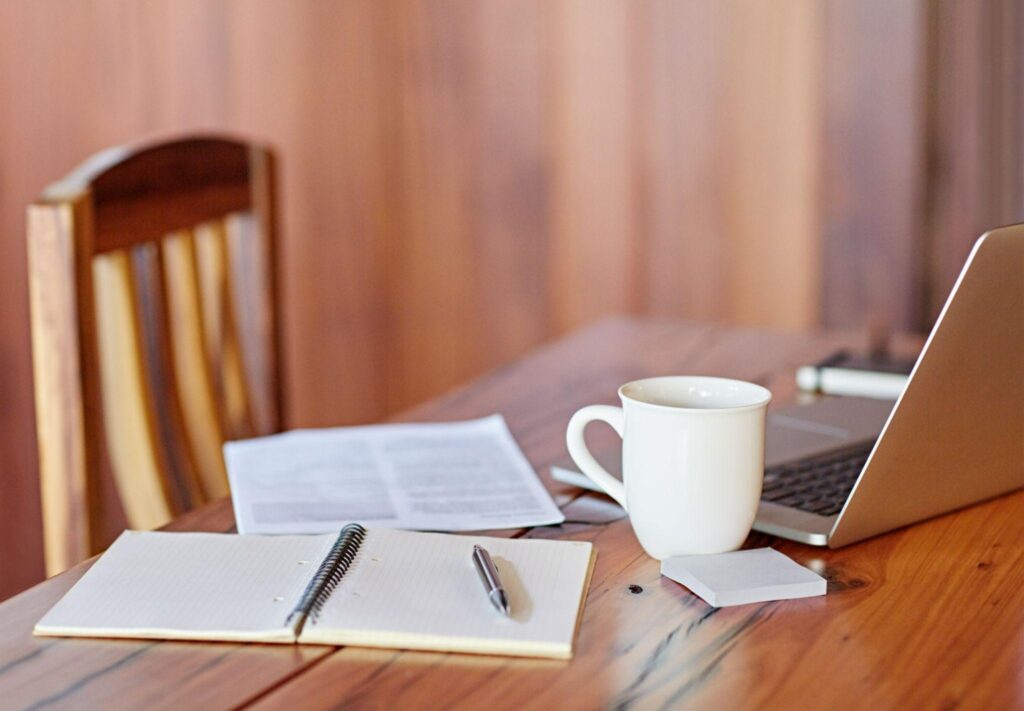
<box><xmin>618</xmin><ymin>375</ymin><xmax>772</xmax><ymax>413</ymax></box>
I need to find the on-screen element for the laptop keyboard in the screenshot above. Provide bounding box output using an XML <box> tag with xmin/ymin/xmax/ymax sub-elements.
<box><xmin>761</xmin><ymin>440</ymin><xmax>876</xmax><ymax>517</ymax></box>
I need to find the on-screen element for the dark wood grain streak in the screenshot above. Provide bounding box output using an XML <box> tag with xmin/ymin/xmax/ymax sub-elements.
<box><xmin>24</xmin><ymin>643</ymin><xmax>157</xmax><ymax>710</ymax></box>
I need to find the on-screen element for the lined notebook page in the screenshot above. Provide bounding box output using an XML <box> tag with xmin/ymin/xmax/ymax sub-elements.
<box><xmin>35</xmin><ymin>531</ymin><xmax>335</xmax><ymax>642</ymax></box>
<box><xmin>299</xmin><ymin>529</ymin><xmax>594</xmax><ymax>659</ymax></box>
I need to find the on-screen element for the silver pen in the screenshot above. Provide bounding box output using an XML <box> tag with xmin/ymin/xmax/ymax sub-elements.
<box><xmin>472</xmin><ymin>545</ymin><xmax>511</xmax><ymax>616</ymax></box>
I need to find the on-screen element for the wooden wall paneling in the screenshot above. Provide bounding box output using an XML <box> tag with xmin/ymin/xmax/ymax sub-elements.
<box><xmin>386</xmin><ymin>1</ymin><xmax>551</xmax><ymax>410</ymax></box>
<box><xmin>719</xmin><ymin>0</ymin><xmax>821</xmax><ymax>330</ymax></box>
<box><xmin>135</xmin><ymin>1</ymin><xmax>232</xmax><ymax>127</ymax></box>
<box><xmin>388</xmin><ymin>1</ymin><xmax>479</xmax><ymax>409</ymax></box>
<box><xmin>1019</xmin><ymin>1</ymin><xmax>1024</xmax><ymax>221</ymax></box>
<box><xmin>922</xmin><ymin>0</ymin><xmax>1023</xmax><ymax>324</ymax></box>
<box><xmin>0</xmin><ymin>2</ymin><xmax>54</xmax><ymax>596</ymax></box>
<box><xmin>468</xmin><ymin>1</ymin><xmax>551</xmax><ymax>371</ymax></box>
<box><xmin>547</xmin><ymin>0</ymin><xmax>639</xmax><ymax>332</ymax></box>
<box><xmin>821</xmin><ymin>0</ymin><xmax>928</xmax><ymax>332</ymax></box>
<box><xmin>637</xmin><ymin>0</ymin><xmax>820</xmax><ymax>329</ymax></box>
<box><xmin>636</xmin><ymin>0</ymin><xmax>728</xmax><ymax>320</ymax></box>
<box><xmin>229</xmin><ymin>1</ymin><xmax>395</xmax><ymax>428</ymax></box>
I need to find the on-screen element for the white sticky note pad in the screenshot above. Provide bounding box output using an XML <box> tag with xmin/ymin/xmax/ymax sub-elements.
<box><xmin>661</xmin><ymin>548</ymin><xmax>827</xmax><ymax>607</ymax></box>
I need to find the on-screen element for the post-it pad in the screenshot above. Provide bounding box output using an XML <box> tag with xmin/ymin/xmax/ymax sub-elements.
<box><xmin>661</xmin><ymin>548</ymin><xmax>826</xmax><ymax>607</ymax></box>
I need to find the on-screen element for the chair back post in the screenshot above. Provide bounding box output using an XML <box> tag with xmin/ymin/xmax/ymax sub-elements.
<box><xmin>248</xmin><ymin>144</ymin><xmax>284</xmax><ymax>435</ymax></box>
<box><xmin>28</xmin><ymin>196</ymin><xmax>107</xmax><ymax>574</ymax></box>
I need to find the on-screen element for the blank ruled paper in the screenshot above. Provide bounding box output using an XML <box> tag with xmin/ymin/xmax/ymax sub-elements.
<box><xmin>35</xmin><ymin>531</ymin><xmax>334</xmax><ymax>642</ymax></box>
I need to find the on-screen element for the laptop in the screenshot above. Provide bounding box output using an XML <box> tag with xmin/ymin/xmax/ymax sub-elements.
<box><xmin>755</xmin><ymin>224</ymin><xmax>1024</xmax><ymax>546</ymax></box>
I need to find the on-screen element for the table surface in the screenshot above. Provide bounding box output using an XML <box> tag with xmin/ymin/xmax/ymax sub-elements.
<box><xmin>2</xmin><ymin>318</ymin><xmax>1022</xmax><ymax>710</ymax></box>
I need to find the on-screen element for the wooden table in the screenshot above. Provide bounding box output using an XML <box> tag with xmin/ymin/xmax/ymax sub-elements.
<box><xmin>2</xmin><ymin>319</ymin><xmax>1021</xmax><ymax>709</ymax></box>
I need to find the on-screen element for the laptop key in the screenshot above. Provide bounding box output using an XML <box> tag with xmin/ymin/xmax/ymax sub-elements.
<box><xmin>761</xmin><ymin>439</ymin><xmax>875</xmax><ymax>515</ymax></box>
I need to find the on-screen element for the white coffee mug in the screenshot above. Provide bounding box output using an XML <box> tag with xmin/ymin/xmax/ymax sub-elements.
<box><xmin>566</xmin><ymin>376</ymin><xmax>771</xmax><ymax>559</ymax></box>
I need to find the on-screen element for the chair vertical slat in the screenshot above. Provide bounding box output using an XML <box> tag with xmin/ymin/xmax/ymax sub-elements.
<box><xmin>195</xmin><ymin>221</ymin><xmax>254</xmax><ymax>441</ymax></box>
<box><xmin>92</xmin><ymin>250</ymin><xmax>174</xmax><ymax>529</ymax></box>
<box><xmin>131</xmin><ymin>242</ymin><xmax>206</xmax><ymax>511</ymax></box>
<box><xmin>162</xmin><ymin>230</ymin><xmax>230</xmax><ymax>500</ymax></box>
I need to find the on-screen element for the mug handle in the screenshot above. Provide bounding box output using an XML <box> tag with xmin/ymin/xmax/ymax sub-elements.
<box><xmin>566</xmin><ymin>405</ymin><xmax>628</xmax><ymax>511</ymax></box>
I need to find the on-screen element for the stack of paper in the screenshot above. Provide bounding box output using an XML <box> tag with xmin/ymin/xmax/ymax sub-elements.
<box><xmin>661</xmin><ymin>548</ymin><xmax>827</xmax><ymax>607</ymax></box>
<box><xmin>225</xmin><ymin>415</ymin><xmax>565</xmax><ymax>534</ymax></box>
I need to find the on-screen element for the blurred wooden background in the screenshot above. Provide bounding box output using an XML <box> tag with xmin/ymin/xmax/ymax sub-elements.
<box><xmin>0</xmin><ymin>0</ymin><xmax>1020</xmax><ymax>599</ymax></box>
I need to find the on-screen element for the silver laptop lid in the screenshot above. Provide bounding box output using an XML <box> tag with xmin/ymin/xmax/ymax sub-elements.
<box><xmin>828</xmin><ymin>225</ymin><xmax>1024</xmax><ymax>547</ymax></box>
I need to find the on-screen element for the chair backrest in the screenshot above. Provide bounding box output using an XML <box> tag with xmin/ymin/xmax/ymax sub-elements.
<box><xmin>27</xmin><ymin>136</ymin><xmax>281</xmax><ymax>575</ymax></box>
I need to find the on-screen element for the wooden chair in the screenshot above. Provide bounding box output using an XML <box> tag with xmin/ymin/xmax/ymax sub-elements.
<box><xmin>27</xmin><ymin>136</ymin><xmax>282</xmax><ymax>575</ymax></box>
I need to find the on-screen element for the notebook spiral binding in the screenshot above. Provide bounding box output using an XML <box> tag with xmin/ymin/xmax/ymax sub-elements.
<box><xmin>286</xmin><ymin>523</ymin><xmax>367</xmax><ymax>633</ymax></box>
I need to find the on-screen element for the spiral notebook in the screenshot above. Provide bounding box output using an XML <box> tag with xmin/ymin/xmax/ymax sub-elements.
<box><xmin>34</xmin><ymin>527</ymin><xmax>595</xmax><ymax>659</ymax></box>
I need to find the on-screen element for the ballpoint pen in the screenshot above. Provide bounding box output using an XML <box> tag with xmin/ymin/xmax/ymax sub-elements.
<box><xmin>472</xmin><ymin>544</ymin><xmax>511</xmax><ymax>616</ymax></box>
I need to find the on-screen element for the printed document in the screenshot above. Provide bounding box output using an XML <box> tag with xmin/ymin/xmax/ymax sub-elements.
<box><xmin>226</xmin><ymin>415</ymin><xmax>565</xmax><ymax>534</ymax></box>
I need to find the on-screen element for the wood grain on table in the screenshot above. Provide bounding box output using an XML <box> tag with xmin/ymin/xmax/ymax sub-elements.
<box><xmin>1</xmin><ymin>319</ymin><xmax>1020</xmax><ymax>710</ymax></box>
